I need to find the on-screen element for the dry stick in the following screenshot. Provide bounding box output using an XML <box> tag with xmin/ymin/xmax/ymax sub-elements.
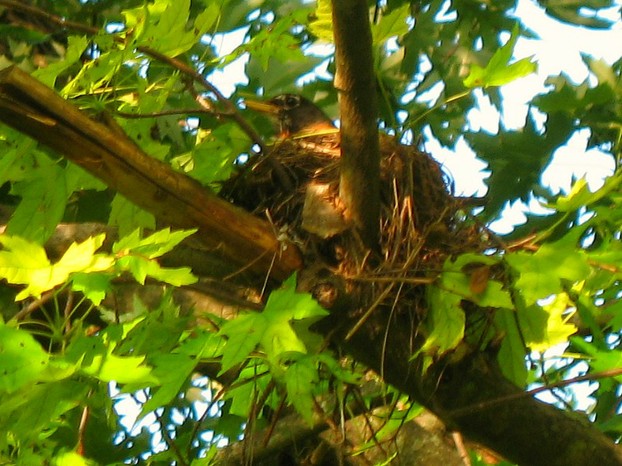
<box><xmin>153</xmin><ymin>408</ymin><xmax>189</xmax><ymax>466</ymax></box>
<box><xmin>451</xmin><ymin>431</ymin><xmax>472</xmax><ymax>466</ymax></box>
<box><xmin>76</xmin><ymin>402</ymin><xmax>90</xmax><ymax>456</ymax></box>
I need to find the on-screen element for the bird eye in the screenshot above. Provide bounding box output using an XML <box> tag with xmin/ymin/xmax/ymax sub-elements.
<box><xmin>284</xmin><ymin>95</ymin><xmax>300</xmax><ymax>108</ymax></box>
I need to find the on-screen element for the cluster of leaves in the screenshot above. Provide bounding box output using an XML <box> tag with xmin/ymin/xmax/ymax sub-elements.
<box><xmin>1</xmin><ymin>0</ymin><xmax>622</xmax><ymax>464</ymax></box>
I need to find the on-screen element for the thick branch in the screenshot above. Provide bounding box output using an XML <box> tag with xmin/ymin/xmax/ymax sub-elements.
<box><xmin>0</xmin><ymin>66</ymin><xmax>302</xmax><ymax>280</ymax></box>
<box><xmin>330</xmin><ymin>307</ymin><xmax>622</xmax><ymax>466</ymax></box>
<box><xmin>332</xmin><ymin>0</ymin><xmax>381</xmax><ymax>249</ymax></box>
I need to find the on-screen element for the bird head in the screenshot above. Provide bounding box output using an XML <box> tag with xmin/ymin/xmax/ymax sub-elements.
<box><xmin>245</xmin><ymin>94</ymin><xmax>336</xmax><ymax>138</ymax></box>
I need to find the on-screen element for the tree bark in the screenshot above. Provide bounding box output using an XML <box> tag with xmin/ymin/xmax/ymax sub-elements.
<box><xmin>333</xmin><ymin>305</ymin><xmax>622</xmax><ymax>466</ymax></box>
<box><xmin>332</xmin><ymin>0</ymin><xmax>381</xmax><ymax>249</ymax></box>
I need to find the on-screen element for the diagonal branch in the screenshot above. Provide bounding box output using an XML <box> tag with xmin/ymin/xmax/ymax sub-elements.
<box><xmin>0</xmin><ymin>66</ymin><xmax>302</xmax><ymax>280</ymax></box>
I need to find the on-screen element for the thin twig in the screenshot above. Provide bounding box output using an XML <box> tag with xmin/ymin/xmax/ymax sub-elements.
<box><xmin>114</xmin><ymin>108</ymin><xmax>232</xmax><ymax>119</ymax></box>
<box><xmin>153</xmin><ymin>408</ymin><xmax>189</xmax><ymax>466</ymax></box>
<box><xmin>449</xmin><ymin>367</ymin><xmax>622</xmax><ymax>417</ymax></box>
<box><xmin>13</xmin><ymin>290</ymin><xmax>56</xmax><ymax>321</ymax></box>
<box><xmin>76</xmin><ymin>403</ymin><xmax>91</xmax><ymax>456</ymax></box>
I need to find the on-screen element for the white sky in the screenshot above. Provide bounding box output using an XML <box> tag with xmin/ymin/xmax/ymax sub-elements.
<box><xmin>431</xmin><ymin>0</ymin><xmax>622</xmax><ymax>232</ymax></box>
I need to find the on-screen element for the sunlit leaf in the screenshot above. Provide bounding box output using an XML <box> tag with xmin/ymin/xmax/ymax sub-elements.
<box><xmin>464</xmin><ymin>24</ymin><xmax>536</xmax><ymax>88</ymax></box>
<box><xmin>0</xmin><ymin>234</ymin><xmax>113</xmax><ymax>300</ymax></box>
<box><xmin>113</xmin><ymin>228</ymin><xmax>196</xmax><ymax>258</ymax></box>
<box><xmin>308</xmin><ymin>0</ymin><xmax>333</xmax><ymax>42</ymax></box>
<box><xmin>526</xmin><ymin>293</ymin><xmax>577</xmax><ymax>352</ymax></box>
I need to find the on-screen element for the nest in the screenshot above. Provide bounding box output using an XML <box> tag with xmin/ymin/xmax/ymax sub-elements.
<box><xmin>221</xmin><ymin>132</ymin><xmax>483</xmax><ymax>322</ymax></box>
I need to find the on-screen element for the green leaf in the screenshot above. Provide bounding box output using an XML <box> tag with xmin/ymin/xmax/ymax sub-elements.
<box><xmin>243</xmin><ymin>9</ymin><xmax>312</xmax><ymax>72</ymax></box>
<box><xmin>495</xmin><ymin>309</ymin><xmax>528</xmax><ymax>386</ymax></box>
<box><xmin>263</xmin><ymin>275</ymin><xmax>328</xmax><ymax>321</ymax></box>
<box><xmin>0</xmin><ymin>324</ymin><xmax>49</xmax><ymax>392</ymax></box>
<box><xmin>246</xmin><ymin>55</ymin><xmax>325</xmax><ymax>96</ymax></box>
<box><xmin>7</xmin><ymin>162</ymin><xmax>68</xmax><ymax>244</ymax></box>
<box><xmin>122</xmin><ymin>0</ymin><xmax>218</xmax><ymax>56</ymax></box>
<box><xmin>440</xmin><ymin>255</ymin><xmax>512</xmax><ymax>308</ymax></box>
<box><xmin>0</xmin><ymin>380</ymin><xmax>88</xmax><ymax>448</ymax></box>
<box><xmin>32</xmin><ymin>35</ymin><xmax>89</xmax><ymax>87</ymax></box>
<box><xmin>555</xmin><ymin>172</ymin><xmax>622</xmax><ymax>212</ymax></box>
<box><xmin>80</xmin><ymin>346</ymin><xmax>158</xmax><ymax>385</ymax></box>
<box><xmin>506</xmin><ymin>235</ymin><xmax>590</xmax><ymax>306</ymax></box>
<box><xmin>422</xmin><ymin>285</ymin><xmax>465</xmax><ymax>354</ymax></box>
<box><xmin>109</xmin><ymin>194</ymin><xmax>156</xmax><ymax>236</ymax></box>
<box><xmin>0</xmin><ymin>234</ymin><xmax>113</xmax><ymax>300</ymax></box>
<box><xmin>225</xmin><ymin>363</ymin><xmax>272</xmax><ymax>417</ymax></box>
<box><xmin>466</xmin><ymin>112</ymin><xmax>574</xmax><ymax>219</ymax></box>
<box><xmin>372</xmin><ymin>4</ymin><xmax>410</xmax><ymax>45</ymax></box>
<box><xmin>543</xmin><ymin>2</ymin><xmax>614</xmax><ymax>28</ymax></box>
<box><xmin>218</xmin><ymin>313</ymin><xmax>265</xmax><ymax>373</ymax></box>
<box><xmin>140</xmin><ymin>352</ymin><xmax>197</xmax><ymax>416</ymax></box>
<box><xmin>183</xmin><ymin>124</ymin><xmax>252</xmax><ymax>186</ymax></box>
<box><xmin>62</xmin><ymin>49</ymin><xmax>128</xmax><ymax>98</ymax></box>
<box><xmin>572</xmin><ymin>338</ymin><xmax>622</xmax><ymax>383</ymax></box>
<box><xmin>284</xmin><ymin>357</ymin><xmax>318</xmax><ymax>425</ymax></box>
<box><xmin>463</xmin><ymin>24</ymin><xmax>536</xmax><ymax>88</ymax></box>
<box><xmin>71</xmin><ymin>272</ymin><xmax>112</xmax><ymax>305</ymax></box>
<box><xmin>218</xmin><ymin>277</ymin><xmax>324</xmax><ymax>372</ymax></box>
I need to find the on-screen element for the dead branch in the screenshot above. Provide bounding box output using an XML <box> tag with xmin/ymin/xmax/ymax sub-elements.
<box><xmin>0</xmin><ymin>66</ymin><xmax>302</xmax><ymax>280</ymax></box>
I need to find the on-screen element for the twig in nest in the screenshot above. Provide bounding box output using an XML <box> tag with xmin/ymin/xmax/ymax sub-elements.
<box><xmin>345</xmin><ymin>283</ymin><xmax>395</xmax><ymax>341</ymax></box>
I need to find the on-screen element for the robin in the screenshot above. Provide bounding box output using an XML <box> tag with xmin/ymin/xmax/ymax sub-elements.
<box><xmin>240</xmin><ymin>93</ymin><xmax>453</xmax><ymax>236</ymax></box>
<box><xmin>245</xmin><ymin>94</ymin><xmax>337</xmax><ymax>140</ymax></box>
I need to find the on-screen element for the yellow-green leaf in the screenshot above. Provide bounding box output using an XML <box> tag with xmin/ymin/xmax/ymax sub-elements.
<box><xmin>463</xmin><ymin>24</ymin><xmax>536</xmax><ymax>88</ymax></box>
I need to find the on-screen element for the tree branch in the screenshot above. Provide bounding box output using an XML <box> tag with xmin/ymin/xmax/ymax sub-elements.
<box><xmin>332</xmin><ymin>306</ymin><xmax>622</xmax><ymax>466</ymax></box>
<box><xmin>332</xmin><ymin>0</ymin><xmax>381</xmax><ymax>249</ymax></box>
<box><xmin>0</xmin><ymin>66</ymin><xmax>302</xmax><ymax>280</ymax></box>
